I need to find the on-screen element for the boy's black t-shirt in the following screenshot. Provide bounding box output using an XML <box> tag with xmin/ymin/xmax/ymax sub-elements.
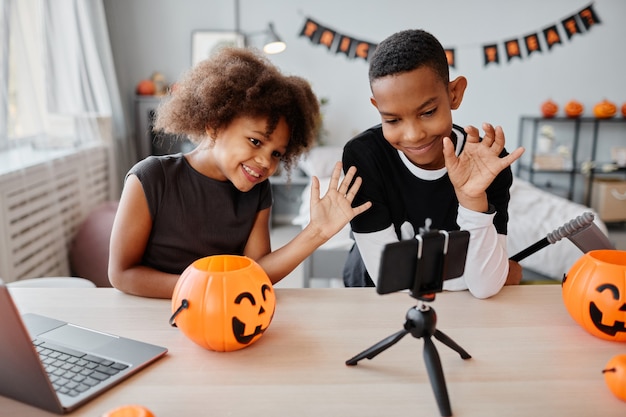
<box><xmin>343</xmin><ymin>123</ymin><xmax>512</xmax><ymax>238</ymax></box>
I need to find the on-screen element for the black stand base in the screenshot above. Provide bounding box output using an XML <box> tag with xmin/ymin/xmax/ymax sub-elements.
<box><xmin>346</xmin><ymin>303</ymin><xmax>471</xmax><ymax>417</ymax></box>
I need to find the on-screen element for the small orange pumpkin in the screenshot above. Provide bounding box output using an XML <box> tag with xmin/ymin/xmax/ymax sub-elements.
<box><xmin>593</xmin><ymin>99</ymin><xmax>617</xmax><ymax>119</ymax></box>
<box><xmin>621</xmin><ymin>103</ymin><xmax>626</xmax><ymax>118</ymax></box>
<box><xmin>135</xmin><ymin>79</ymin><xmax>155</xmax><ymax>96</ymax></box>
<box><xmin>564</xmin><ymin>100</ymin><xmax>584</xmax><ymax>118</ymax></box>
<box><xmin>603</xmin><ymin>354</ymin><xmax>626</xmax><ymax>401</ymax></box>
<box><xmin>170</xmin><ymin>255</ymin><xmax>276</xmax><ymax>352</ymax></box>
<box><xmin>541</xmin><ymin>99</ymin><xmax>559</xmax><ymax>118</ymax></box>
<box><xmin>102</xmin><ymin>404</ymin><xmax>155</xmax><ymax>417</ymax></box>
<box><xmin>562</xmin><ymin>250</ymin><xmax>626</xmax><ymax>342</ymax></box>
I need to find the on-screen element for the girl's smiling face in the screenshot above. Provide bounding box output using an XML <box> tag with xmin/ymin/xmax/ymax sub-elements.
<box><xmin>370</xmin><ymin>66</ymin><xmax>465</xmax><ymax>170</ymax></box>
<box><xmin>203</xmin><ymin>115</ymin><xmax>290</xmax><ymax>191</ymax></box>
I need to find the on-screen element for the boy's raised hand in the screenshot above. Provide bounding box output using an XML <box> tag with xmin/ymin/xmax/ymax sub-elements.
<box><xmin>308</xmin><ymin>162</ymin><xmax>372</xmax><ymax>241</ymax></box>
<box><xmin>443</xmin><ymin>123</ymin><xmax>524</xmax><ymax>212</ymax></box>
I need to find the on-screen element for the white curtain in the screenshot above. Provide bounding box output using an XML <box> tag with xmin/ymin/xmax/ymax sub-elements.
<box><xmin>0</xmin><ymin>0</ymin><xmax>128</xmax><ymax>281</ymax></box>
<box><xmin>2</xmin><ymin>0</ymin><xmax>129</xmax><ymax>188</ymax></box>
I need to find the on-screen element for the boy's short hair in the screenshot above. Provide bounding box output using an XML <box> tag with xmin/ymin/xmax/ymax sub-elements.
<box><xmin>369</xmin><ymin>29</ymin><xmax>450</xmax><ymax>85</ymax></box>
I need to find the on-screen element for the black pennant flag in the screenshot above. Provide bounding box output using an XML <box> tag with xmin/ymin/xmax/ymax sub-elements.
<box><xmin>299</xmin><ymin>18</ymin><xmax>323</xmax><ymax>44</ymax></box>
<box><xmin>524</xmin><ymin>33</ymin><xmax>542</xmax><ymax>56</ymax></box>
<box><xmin>483</xmin><ymin>44</ymin><xmax>499</xmax><ymax>66</ymax></box>
<box><xmin>542</xmin><ymin>25</ymin><xmax>562</xmax><ymax>50</ymax></box>
<box><xmin>578</xmin><ymin>3</ymin><xmax>601</xmax><ymax>30</ymax></box>
<box><xmin>350</xmin><ymin>41</ymin><xmax>375</xmax><ymax>62</ymax></box>
<box><xmin>318</xmin><ymin>28</ymin><xmax>337</xmax><ymax>51</ymax></box>
<box><xmin>561</xmin><ymin>14</ymin><xmax>584</xmax><ymax>39</ymax></box>
<box><xmin>336</xmin><ymin>35</ymin><xmax>355</xmax><ymax>57</ymax></box>
<box><xmin>504</xmin><ymin>38</ymin><xmax>522</xmax><ymax>62</ymax></box>
<box><xmin>445</xmin><ymin>49</ymin><xmax>455</xmax><ymax>68</ymax></box>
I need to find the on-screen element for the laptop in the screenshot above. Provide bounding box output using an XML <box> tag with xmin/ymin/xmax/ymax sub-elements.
<box><xmin>0</xmin><ymin>280</ymin><xmax>168</xmax><ymax>414</ymax></box>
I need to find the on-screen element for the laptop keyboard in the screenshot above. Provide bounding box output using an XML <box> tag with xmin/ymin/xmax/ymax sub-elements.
<box><xmin>33</xmin><ymin>339</ymin><xmax>129</xmax><ymax>397</ymax></box>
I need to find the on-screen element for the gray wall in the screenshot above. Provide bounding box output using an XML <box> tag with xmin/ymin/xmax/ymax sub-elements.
<box><xmin>104</xmin><ymin>0</ymin><xmax>626</xmax><ymax>151</ymax></box>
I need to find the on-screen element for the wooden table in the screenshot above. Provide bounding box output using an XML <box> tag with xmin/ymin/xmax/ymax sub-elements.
<box><xmin>4</xmin><ymin>286</ymin><xmax>625</xmax><ymax>416</ymax></box>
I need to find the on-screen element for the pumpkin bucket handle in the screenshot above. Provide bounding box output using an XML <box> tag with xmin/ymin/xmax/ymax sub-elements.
<box><xmin>169</xmin><ymin>299</ymin><xmax>189</xmax><ymax>327</ymax></box>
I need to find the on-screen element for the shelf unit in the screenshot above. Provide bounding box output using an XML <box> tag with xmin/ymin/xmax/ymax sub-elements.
<box><xmin>269</xmin><ymin>174</ymin><xmax>309</xmax><ymax>226</ymax></box>
<box><xmin>516</xmin><ymin>116</ymin><xmax>626</xmax><ymax>207</ymax></box>
<box><xmin>133</xmin><ymin>95</ymin><xmax>194</xmax><ymax>160</ymax></box>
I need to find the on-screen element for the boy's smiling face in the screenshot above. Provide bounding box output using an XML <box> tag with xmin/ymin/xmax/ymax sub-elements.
<box><xmin>370</xmin><ymin>66</ymin><xmax>466</xmax><ymax>170</ymax></box>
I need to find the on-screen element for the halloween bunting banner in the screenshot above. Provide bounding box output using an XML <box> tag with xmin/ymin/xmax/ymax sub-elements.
<box><xmin>299</xmin><ymin>2</ymin><xmax>601</xmax><ymax>69</ymax></box>
<box><xmin>486</xmin><ymin>3</ymin><xmax>600</xmax><ymax>66</ymax></box>
<box><xmin>299</xmin><ymin>18</ymin><xmax>377</xmax><ymax>62</ymax></box>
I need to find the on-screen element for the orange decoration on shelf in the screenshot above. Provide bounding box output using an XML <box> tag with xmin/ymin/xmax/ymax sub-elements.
<box><xmin>102</xmin><ymin>404</ymin><xmax>155</xmax><ymax>417</ymax></box>
<box><xmin>541</xmin><ymin>99</ymin><xmax>559</xmax><ymax>118</ymax></box>
<box><xmin>593</xmin><ymin>99</ymin><xmax>617</xmax><ymax>119</ymax></box>
<box><xmin>603</xmin><ymin>354</ymin><xmax>626</xmax><ymax>401</ymax></box>
<box><xmin>135</xmin><ymin>79</ymin><xmax>156</xmax><ymax>96</ymax></box>
<box><xmin>170</xmin><ymin>255</ymin><xmax>276</xmax><ymax>352</ymax></box>
<box><xmin>564</xmin><ymin>100</ymin><xmax>584</xmax><ymax>118</ymax></box>
<box><xmin>562</xmin><ymin>250</ymin><xmax>626</xmax><ymax>342</ymax></box>
<box><xmin>621</xmin><ymin>102</ymin><xmax>626</xmax><ymax>118</ymax></box>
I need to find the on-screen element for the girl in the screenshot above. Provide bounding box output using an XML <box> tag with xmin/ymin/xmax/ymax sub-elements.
<box><xmin>109</xmin><ymin>47</ymin><xmax>371</xmax><ymax>298</ymax></box>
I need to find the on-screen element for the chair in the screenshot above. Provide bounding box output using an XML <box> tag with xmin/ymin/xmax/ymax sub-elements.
<box><xmin>69</xmin><ymin>201</ymin><xmax>119</xmax><ymax>287</ymax></box>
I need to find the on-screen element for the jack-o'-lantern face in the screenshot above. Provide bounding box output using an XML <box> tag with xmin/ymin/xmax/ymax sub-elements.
<box><xmin>589</xmin><ymin>284</ymin><xmax>626</xmax><ymax>337</ymax></box>
<box><xmin>231</xmin><ymin>284</ymin><xmax>274</xmax><ymax>344</ymax></box>
<box><xmin>170</xmin><ymin>255</ymin><xmax>276</xmax><ymax>351</ymax></box>
<box><xmin>562</xmin><ymin>250</ymin><xmax>626</xmax><ymax>342</ymax></box>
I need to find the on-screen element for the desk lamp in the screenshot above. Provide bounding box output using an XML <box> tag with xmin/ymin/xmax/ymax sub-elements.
<box><xmin>234</xmin><ymin>0</ymin><xmax>286</xmax><ymax>54</ymax></box>
<box><xmin>245</xmin><ymin>22</ymin><xmax>286</xmax><ymax>54</ymax></box>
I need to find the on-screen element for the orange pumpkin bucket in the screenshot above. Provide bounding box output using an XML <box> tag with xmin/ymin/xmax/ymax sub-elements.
<box><xmin>170</xmin><ymin>255</ymin><xmax>276</xmax><ymax>352</ymax></box>
<box><xmin>562</xmin><ymin>250</ymin><xmax>626</xmax><ymax>342</ymax></box>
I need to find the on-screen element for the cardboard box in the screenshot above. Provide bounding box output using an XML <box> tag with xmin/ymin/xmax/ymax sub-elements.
<box><xmin>533</xmin><ymin>154</ymin><xmax>566</xmax><ymax>170</ymax></box>
<box><xmin>591</xmin><ymin>178</ymin><xmax>626</xmax><ymax>222</ymax></box>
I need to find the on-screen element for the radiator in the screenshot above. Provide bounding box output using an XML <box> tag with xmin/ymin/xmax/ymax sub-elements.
<box><xmin>0</xmin><ymin>144</ymin><xmax>112</xmax><ymax>283</ymax></box>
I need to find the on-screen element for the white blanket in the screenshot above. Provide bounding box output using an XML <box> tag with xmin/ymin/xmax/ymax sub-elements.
<box><xmin>506</xmin><ymin>177</ymin><xmax>608</xmax><ymax>279</ymax></box>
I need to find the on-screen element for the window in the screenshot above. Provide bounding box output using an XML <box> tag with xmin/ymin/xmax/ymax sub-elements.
<box><xmin>0</xmin><ymin>0</ymin><xmax>111</xmax><ymax>152</ymax></box>
<box><xmin>1</xmin><ymin>0</ymin><xmax>47</xmax><ymax>150</ymax></box>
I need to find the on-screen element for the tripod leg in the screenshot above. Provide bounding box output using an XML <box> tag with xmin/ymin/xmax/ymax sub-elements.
<box><xmin>434</xmin><ymin>329</ymin><xmax>471</xmax><ymax>360</ymax></box>
<box><xmin>423</xmin><ymin>337</ymin><xmax>452</xmax><ymax>417</ymax></box>
<box><xmin>346</xmin><ymin>329</ymin><xmax>409</xmax><ymax>366</ymax></box>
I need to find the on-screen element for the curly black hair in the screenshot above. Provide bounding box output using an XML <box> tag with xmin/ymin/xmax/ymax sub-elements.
<box><xmin>369</xmin><ymin>29</ymin><xmax>449</xmax><ymax>86</ymax></box>
<box><xmin>153</xmin><ymin>47</ymin><xmax>320</xmax><ymax>172</ymax></box>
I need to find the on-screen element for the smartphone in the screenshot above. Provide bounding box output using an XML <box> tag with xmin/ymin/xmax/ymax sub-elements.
<box><xmin>376</xmin><ymin>230</ymin><xmax>470</xmax><ymax>298</ymax></box>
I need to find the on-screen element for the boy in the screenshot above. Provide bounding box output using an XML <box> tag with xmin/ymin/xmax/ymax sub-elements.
<box><xmin>342</xmin><ymin>29</ymin><xmax>524</xmax><ymax>299</ymax></box>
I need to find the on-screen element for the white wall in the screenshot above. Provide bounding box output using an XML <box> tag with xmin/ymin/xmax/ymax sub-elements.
<box><xmin>104</xmin><ymin>0</ymin><xmax>626</xmax><ymax>150</ymax></box>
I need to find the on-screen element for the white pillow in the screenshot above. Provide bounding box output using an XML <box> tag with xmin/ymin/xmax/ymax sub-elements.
<box><xmin>298</xmin><ymin>146</ymin><xmax>344</xmax><ymax>178</ymax></box>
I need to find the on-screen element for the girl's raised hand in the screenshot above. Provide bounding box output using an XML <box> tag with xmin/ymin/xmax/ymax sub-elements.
<box><xmin>308</xmin><ymin>162</ymin><xmax>371</xmax><ymax>241</ymax></box>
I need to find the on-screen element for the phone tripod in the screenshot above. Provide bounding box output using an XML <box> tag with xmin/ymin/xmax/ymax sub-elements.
<box><xmin>346</xmin><ymin>297</ymin><xmax>471</xmax><ymax>417</ymax></box>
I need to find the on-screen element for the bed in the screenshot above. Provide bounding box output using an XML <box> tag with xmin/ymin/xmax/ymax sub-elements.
<box><xmin>292</xmin><ymin>146</ymin><xmax>610</xmax><ymax>287</ymax></box>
